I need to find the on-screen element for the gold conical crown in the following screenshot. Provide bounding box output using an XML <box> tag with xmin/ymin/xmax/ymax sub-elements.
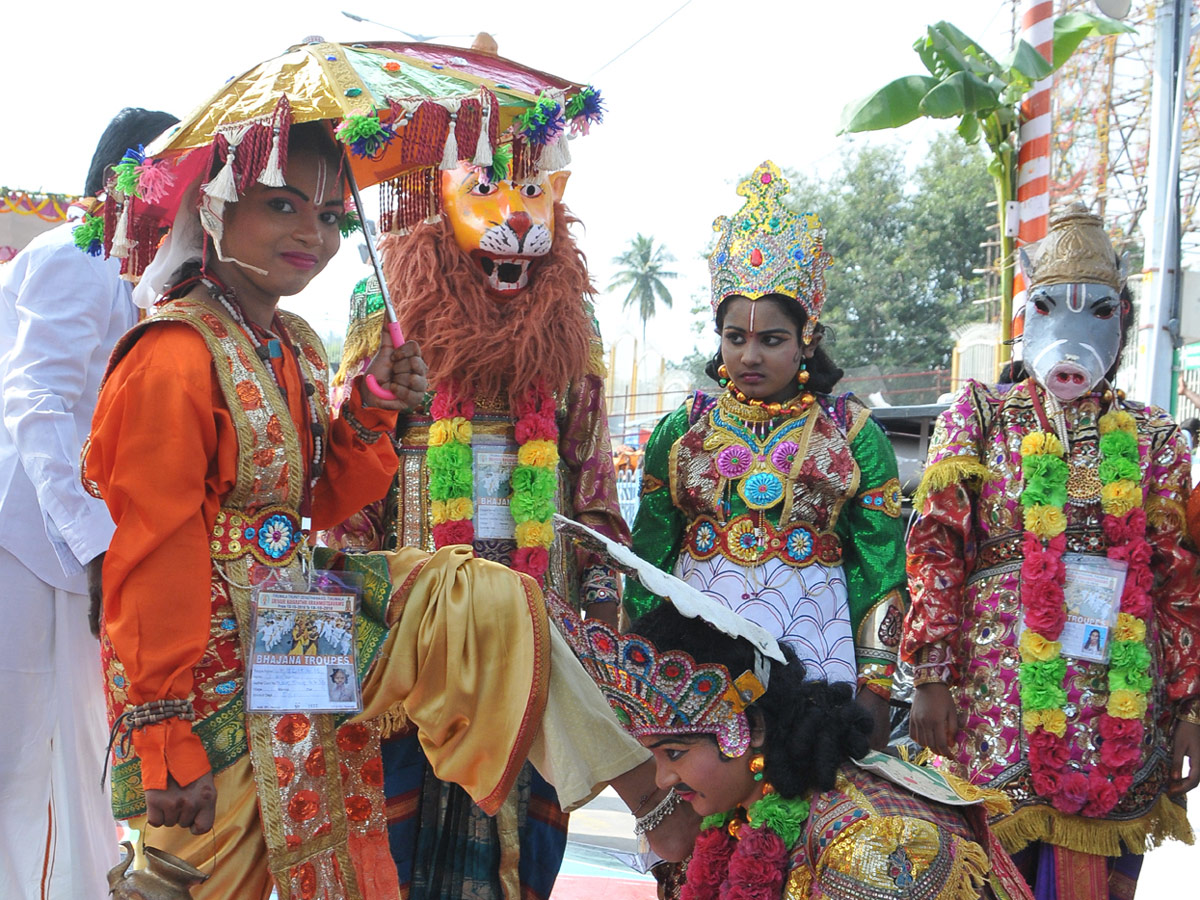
<box><xmin>1027</xmin><ymin>203</ymin><xmax>1123</xmax><ymax>291</ymax></box>
<box><xmin>708</xmin><ymin>161</ymin><xmax>833</xmax><ymax>324</ymax></box>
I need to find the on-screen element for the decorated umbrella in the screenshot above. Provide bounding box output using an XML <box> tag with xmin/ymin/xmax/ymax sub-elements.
<box><xmin>81</xmin><ymin>36</ymin><xmax>604</xmax><ymax>392</ymax></box>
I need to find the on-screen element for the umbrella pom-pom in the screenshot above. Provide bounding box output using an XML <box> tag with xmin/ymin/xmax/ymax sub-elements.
<box><xmin>335</xmin><ymin>114</ymin><xmax>395</xmax><ymax>160</ymax></box>
<box><xmin>112</xmin><ymin>146</ymin><xmax>146</xmax><ymax>197</ymax></box>
<box><xmin>72</xmin><ymin>214</ymin><xmax>105</xmax><ymax>257</ymax></box>
<box><xmin>135</xmin><ymin>161</ymin><xmax>176</xmax><ymax>205</ymax></box>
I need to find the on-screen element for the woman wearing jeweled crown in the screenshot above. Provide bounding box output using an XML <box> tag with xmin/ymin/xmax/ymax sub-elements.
<box><xmin>903</xmin><ymin>205</ymin><xmax>1200</xmax><ymax>900</ymax></box>
<box><xmin>559</xmin><ymin>598</ymin><xmax>1034</xmax><ymax>900</ymax></box>
<box><xmin>624</xmin><ymin>162</ymin><xmax>907</xmax><ymax>746</ymax></box>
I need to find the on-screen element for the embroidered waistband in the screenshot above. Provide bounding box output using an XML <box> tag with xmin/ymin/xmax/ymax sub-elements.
<box><xmin>211</xmin><ymin>506</ymin><xmax>304</xmax><ymax>566</ymax></box>
<box><xmin>683</xmin><ymin>514</ymin><xmax>841</xmax><ymax>567</ymax></box>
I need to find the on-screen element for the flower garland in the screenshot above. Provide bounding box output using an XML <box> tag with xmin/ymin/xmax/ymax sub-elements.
<box><xmin>426</xmin><ymin>381</ymin><xmax>559</xmax><ymax>586</ymax></box>
<box><xmin>1018</xmin><ymin>408</ymin><xmax>1153</xmax><ymax>818</ymax></box>
<box><xmin>681</xmin><ymin>793</ymin><xmax>811</xmax><ymax>900</ymax></box>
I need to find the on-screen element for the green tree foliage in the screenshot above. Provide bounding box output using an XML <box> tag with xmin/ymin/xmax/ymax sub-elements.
<box><xmin>610</xmin><ymin>234</ymin><xmax>678</xmax><ymax>340</ymax></box>
<box><xmin>780</xmin><ymin>135</ymin><xmax>993</xmax><ymax>374</ymax></box>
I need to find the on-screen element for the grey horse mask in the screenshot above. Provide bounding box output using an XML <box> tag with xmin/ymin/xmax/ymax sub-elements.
<box><xmin>1019</xmin><ymin>205</ymin><xmax>1127</xmax><ymax>402</ymax></box>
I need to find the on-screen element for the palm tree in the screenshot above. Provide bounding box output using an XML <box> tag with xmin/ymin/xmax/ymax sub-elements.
<box><xmin>610</xmin><ymin>234</ymin><xmax>677</xmax><ymax>340</ymax></box>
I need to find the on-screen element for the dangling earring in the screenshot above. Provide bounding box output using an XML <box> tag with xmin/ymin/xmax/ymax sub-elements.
<box><xmin>718</xmin><ymin>363</ymin><xmax>730</xmax><ymax>387</ymax></box>
<box><xmin>749</xmin><ymin>751</ymin><xmax>765</xmax><ymax>782</ymax></box>
<box><xmin>748</xmin><ymin>751</ymin><xmax>775</xmax><ymax>795</ymax></box>
<box><xmin>797</xmin><ymin>362</ymin><xmax>810</xmax><ymax>386</ymax></box>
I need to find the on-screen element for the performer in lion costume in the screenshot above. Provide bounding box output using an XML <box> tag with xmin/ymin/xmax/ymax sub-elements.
<box><xmin>327</xmin><ymin>155</ymin><xmax>630</xmax><ymax>898</ymax></box>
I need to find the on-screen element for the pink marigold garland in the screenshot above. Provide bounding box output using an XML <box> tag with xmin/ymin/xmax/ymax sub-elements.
<box><xmin>426</xmin><ymin>381</ymin><xmax>560</xmax><ymax>587</ymax></box>
<box><xmin>1018</xmin><ymin>408</ymin><xmax>1152</xmax><ymax>818</ymax></box>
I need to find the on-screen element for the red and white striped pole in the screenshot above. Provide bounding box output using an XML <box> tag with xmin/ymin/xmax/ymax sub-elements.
<box><xmin>1011</xmin><ymin>0</ymin><xmax>1055</xmax><ymax>359</ymax></box>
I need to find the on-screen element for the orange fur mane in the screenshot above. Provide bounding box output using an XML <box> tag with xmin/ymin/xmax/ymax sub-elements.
<box><xmin>379</xmin><ymin>203</ymin><xmax>596</xmax><ymax>402</ymax></box>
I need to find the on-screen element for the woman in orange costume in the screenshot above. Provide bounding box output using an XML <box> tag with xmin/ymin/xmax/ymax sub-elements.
<box><xmin>86</xmin><ymin>123</ymin><xmax>422</xmax><ymax>897</ymax></box>
<box><xmin>87</xmin><ymin>121</ymin><xmax>685</xmax><ymax>900</ymax></box>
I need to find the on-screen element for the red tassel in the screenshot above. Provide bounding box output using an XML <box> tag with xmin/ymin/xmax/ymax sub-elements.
<box><xmin>511</xmin><ymin>138</ymin><xmax>534</xmax><ymax>181</ymax></box>
<box><xmin>397</xmin><ymin>101</ymin><xmax>449</xmax><ymax>168</ymax></box>
<box><xmin>235</xmin><ymin>124</ymin><xmax>271</xmax><ymax>194</ymax></box>
<box><xmin>103</xmin><ymin>197</ymin><xmax>119</xmax><ymax>258</ymax></box>
<box><xmin>455</xmin><ymin>98</ymin><xmax>481</xmax><ymax>162</ymax></box>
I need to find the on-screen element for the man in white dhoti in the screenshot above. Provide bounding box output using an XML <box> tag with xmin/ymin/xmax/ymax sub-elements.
<box><xmin>0</xmin><ymin>107</ymin><xmax>176</xmax><ymax>900</ymax></box>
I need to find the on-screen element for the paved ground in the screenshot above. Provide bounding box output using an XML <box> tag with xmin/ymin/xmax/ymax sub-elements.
<box><xmin>552</xmin><ymin>788</ymin><xmax>656</xmax><ymax>900</ymax></box>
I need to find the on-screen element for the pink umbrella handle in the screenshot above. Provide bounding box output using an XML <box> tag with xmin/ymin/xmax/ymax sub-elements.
<box><xmin>364</xmin><ymin>321</ymin><xmax>407</xmax><ymax>401</ymax></box>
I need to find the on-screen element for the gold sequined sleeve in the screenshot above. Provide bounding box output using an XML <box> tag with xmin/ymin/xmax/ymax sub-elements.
<box><xmin>811</xmin><ymin>814</ymin><xmax>990</xmax><ymax>900</ymax></box>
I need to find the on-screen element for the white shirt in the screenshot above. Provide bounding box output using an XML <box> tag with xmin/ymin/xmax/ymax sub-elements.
<box><xmin>0</xmin><ymin>219</ymin><xmax>138</xmax><ymax>591</ymax></box>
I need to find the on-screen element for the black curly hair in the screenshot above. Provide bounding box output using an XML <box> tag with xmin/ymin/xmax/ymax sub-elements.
<box><xmin>703</xmin><ymin>295</ymin><xmax>844</xmax><ymax>395</ymax></box>
<box><xmin>631</xmin><ymin>604</ymin><xmax>871</xmax><ymax>800</ymax></box>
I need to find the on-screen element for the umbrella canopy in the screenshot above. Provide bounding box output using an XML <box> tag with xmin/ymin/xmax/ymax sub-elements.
<box><xmin>95</xmin><ymin>37</ymin><xmax>604</xmax><ymax>279</ymax></box>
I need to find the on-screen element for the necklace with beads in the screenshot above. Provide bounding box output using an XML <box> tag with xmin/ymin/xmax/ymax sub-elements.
<box><xmin>201</xmin><ymin>275</ymin><xmax>326</xmax><ymax>512</ymax></box>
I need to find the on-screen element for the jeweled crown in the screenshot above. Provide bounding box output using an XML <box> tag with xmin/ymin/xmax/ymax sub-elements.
<box><xmin>1026</xmin><ymin>203</ymin><xmax>1123</xmax><ymax>291</ymax></box>
<box><xmin>708</xmin><ymin>161</ymin><xmax>833</xmax><ymax>325</ymax></box>
<box><xmin>557</xmin><ymin>613</ymin><xmax>751</xmax><ymax>758</ymax></box>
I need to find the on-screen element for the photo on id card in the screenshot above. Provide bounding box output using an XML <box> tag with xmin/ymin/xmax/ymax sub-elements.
<box><xmin>246</xmin><ymin>569</ymin><xmax>363</xmax><ymax>714</ymax></box>
<box><xmin>1057</xmin><ymin>554</ymin><xmax>1126</xmax><ymax>664</ymax></box>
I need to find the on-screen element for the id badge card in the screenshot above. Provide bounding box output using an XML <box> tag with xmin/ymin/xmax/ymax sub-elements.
<box><xmin>473</xmin><ymin>433</ymin><xmax>520</xmax><ymax>541</ymax></box>
<box><xmin>1058</xmin><ymin>553</ymin><xmax>1126</xmax><ymax>664</ymax></box>
<box><xmin>246</xmin><ymin>569</ymin><xmax>364</xmax><ymax>714</ymax></box>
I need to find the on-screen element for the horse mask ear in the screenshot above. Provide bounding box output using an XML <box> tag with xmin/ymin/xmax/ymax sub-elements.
<box><xmin>548</xmin><ymin>170</ymin><xmax>570</xmax><ymax>204</ymax></box>
<box><xmin>1019</xmin><ymin>247</ymin><xmax>1035</xmax><ymax>282</ymax></box>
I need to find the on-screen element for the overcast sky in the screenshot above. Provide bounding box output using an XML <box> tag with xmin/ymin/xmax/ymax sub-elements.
<box><xmin>2</xmin><ymin>0</ymin><xmax>1009</xmax><ymax>363</ymax></box>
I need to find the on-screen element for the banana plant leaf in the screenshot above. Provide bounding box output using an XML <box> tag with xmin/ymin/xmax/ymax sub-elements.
<box><xmin>839</xmin><ymin>75</ymin><xmax>939</xmax><ymax>133</ymax></box>
<box><xmin>1052</xmin><ymin>12</ymin><xmax>1135</xmax><ymax>69</ymax></box>
<box><xmin>919</xmin><ymin>69</ymin><xmax>1000</xmax><ymax>120</ymax></box>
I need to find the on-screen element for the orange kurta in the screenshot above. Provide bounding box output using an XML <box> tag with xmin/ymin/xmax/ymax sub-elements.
<box><xmin>86</xmin><ymin>315</ymin><xmax>397</xmax><ymax>792</ymax></box>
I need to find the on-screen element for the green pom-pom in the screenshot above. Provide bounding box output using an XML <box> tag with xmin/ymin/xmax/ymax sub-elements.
<box><xmin>1018</xmin><ymin>659</ymin><xmax>1068</xmax><ymax>710</ymax></box>
<box><xmin>1022</xmin><ymin>454</ymin><xmax>1069</xmax><ymax>482</ymax></box>
<box><xmin>340</xmin><ymin>210</ymin><xmax>362</xmax><ymax>238</ymax></box>
<box><xmin>336</xmin><ymin>114</ymin><xmax>385</xmax><ymax>143</ymax></box>
<box><xmin>1109</xmin><ymin>667</ymin><xmax>1153</xmax><ymax>693</ymax></box>
<box><xmin>113</xmin><ymin>160</ymin><xmax>141</xmax><ymax>197</ymax></box>
<box><xmin>1110</xmin><ymin>640</ymin><xmax>1151</xmax><ymax>672</ymax></box>
<box><xmin>1098</xmin><ymin>457</ymin><xmax>1140</xmax><ymax>484</ymax></box>
<box><xmin>511</xmin><ymin>464</ymin><xmax>555</xmax><ymax>498</ymax></box>
<box><xmin>1021</xmin><ymin>476</ymin><xmax>1068</xmax><ymax>508</ymax></box>
<box><xmin>747</xmin><ymin>793</ymin><xmax>809</xmax><ymax>850</ymax></box>
<box><xmin>510</xmin><ymin>491</ymin><xmax>555</xmax><ymax>523</ymax></box>
<box><xmin>487</xmin><ymin>142</ymin><xmax>512</xmax><ymax>183</ymax></box>
<box><xmin>72</xmin><ymin>214</ymin><xmax>105</xmax><ymax>255</ymax></box>
<box><xmin>700</xmin><ymin>812</ymin><xmax>731</xmax><ymax>832</ymax></box>
<box><xmin>1100</xmin><ymin>430</ymin><xmax>1139</xmax><ymax>463</ymax></box>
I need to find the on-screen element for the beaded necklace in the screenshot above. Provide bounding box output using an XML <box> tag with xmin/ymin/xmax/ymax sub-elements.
<box><xmin>201</xmin><ymin>275</ymin><xmax>325</xmax><ymax>513</ymax></box>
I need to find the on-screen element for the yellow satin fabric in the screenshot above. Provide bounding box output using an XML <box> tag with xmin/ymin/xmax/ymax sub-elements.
<box><xmin>127</xmin><ymin>756</ymin><xmax>272</xmax><ymax>900</ymax></box>
<box><xmin>356</xmin><ymin>545</ymin><xmax>550</xmax><ymax>816</ymax></box>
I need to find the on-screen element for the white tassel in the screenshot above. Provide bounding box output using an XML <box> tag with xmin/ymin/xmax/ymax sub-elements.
<box><xmin>472</xmin><ymin>94</ymin><xmax>493</xmax><ymax>167</ymax></box>
<box><xmin>539</xmin><ymin>134</ymin><xmax>571</xmax><ymax>171</ymax></box>
<box><xmin>110</xmin><ymin>202</ymin><xmax>134</xmax><ymax>259</ymax></box>
<box><xmin>204</xmin><ymin>126</ymin><xmax>247</xmax><ymax>203</ymax></box>
<box><xmin>438</xmin><ymin>100</ymin><xmax>462</xmax><ymax>170</ymax></box>
<box><xmin>258</xmin><ymin>125</ymin><xmax>286</xmax><ymax>187</ymax></box>
<box><xmin>423</xmin><ymin>213</ymin><xmax>443</xmax><ymax>226</ymax></box>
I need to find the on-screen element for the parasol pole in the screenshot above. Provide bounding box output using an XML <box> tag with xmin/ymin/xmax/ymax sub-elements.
<box><xmin>346</xmin><ymin>165</ymin><xmax>407</xmax><ymax>400</ymax></box>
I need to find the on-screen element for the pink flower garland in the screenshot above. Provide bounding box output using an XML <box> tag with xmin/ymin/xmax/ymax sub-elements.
<box><xmin>681</xmin><ymin>824</ymin><xmax>789</xmax><ymax>900</ymax></box>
